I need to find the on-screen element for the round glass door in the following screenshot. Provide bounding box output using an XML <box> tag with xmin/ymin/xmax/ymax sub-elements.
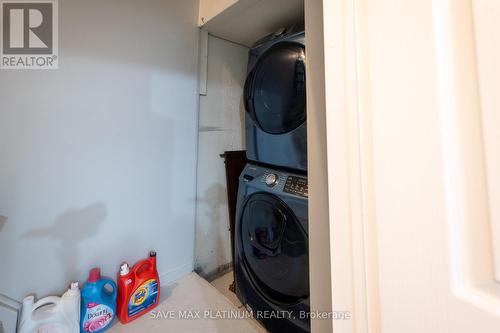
<box><xmin>240</xmin><ymin>193</ymin><xmax>309</xmax><ymax>305</ymax></box>
<box><xmin>245</xmin><ymin>42</ymin><xmax>306</xmax><ymax>135</ymax></box>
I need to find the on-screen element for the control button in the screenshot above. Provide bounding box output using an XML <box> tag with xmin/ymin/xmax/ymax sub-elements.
<box><xmin>265</xmin><ymin>173</ymin><xmax>279</xmax><ymax>186</ymax></box>
<box><xmin>243</xmin><ymin>174</ymin><xmax>254</xmax><ymax>182</ymax></box>
<box><xmin>283</xmin><ymin>175</ymin><xmax>309</xmax><ymax>197</ymax></box>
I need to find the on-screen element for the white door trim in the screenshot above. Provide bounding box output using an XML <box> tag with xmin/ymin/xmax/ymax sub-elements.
<box><xmin>306</xmin><ymin>0</ymin><xmax>377</xmax><ymax>332</ymax></box>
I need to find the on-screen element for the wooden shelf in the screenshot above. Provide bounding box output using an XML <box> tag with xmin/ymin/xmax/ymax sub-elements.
<box><xmin>198</xmin><ymin>0</ymin><xmax>304</xmax><ymax>47</ymax></box>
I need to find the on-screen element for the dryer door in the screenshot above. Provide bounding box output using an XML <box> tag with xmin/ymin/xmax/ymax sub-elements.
<box><xmin>244</xmin><ymin>42</ymin><xmax>306</xmax><ymax>135</ymax></box>
<box><xmin>240</xmin><ymin>192</ymin><xmax>309</xmax><ymax>305</ymax></box>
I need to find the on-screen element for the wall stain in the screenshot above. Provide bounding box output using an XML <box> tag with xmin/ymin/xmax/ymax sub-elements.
<box><xmin>0</xmin><ymin>216</ymin><xmax>7</xmax><ymax>233</ymax></box>
<box><xmin>199</xmin><ymin>126</ymin><xmax>230</xmax><ymax>132</ymax></box>
<box><xmin>195</xmin><ymin>184</ymin><xmax>231</xmax><ymax>278</ymax></box>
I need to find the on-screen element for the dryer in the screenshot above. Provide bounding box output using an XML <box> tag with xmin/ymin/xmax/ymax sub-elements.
<box><xmin>235</xmin><ymin>163</ymin><xmax>309</xmax><ymax>333</ymax></box>
<box><xmin>244</xmin><ymin>23</ymin><xmax>307</xmax><ymax>171</ymax></box>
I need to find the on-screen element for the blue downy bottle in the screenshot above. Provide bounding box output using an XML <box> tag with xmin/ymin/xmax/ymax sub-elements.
<box><xmin>80</xmin><ymin>268</ymin><xmax>117</xmax><ymax>333</ymax></box>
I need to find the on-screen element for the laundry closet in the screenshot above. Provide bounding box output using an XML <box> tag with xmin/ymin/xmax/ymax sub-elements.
<box><xmin>4</xmin><ymin>0</ymin><xmax>499</xmax><ymax>332</ymax></box>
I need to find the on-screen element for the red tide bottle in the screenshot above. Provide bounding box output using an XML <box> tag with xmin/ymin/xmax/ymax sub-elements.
<box><xmin>117</xmin><ymin>251</ymin><xmax>160</xmax><ymax>324</ymax></box>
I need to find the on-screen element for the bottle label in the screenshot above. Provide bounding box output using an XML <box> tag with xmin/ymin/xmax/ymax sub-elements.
<box><xmin>128</xmin><ymin>278</ymin><xmax>159</xmax><ymax>317</ymax></box>
<box><xmin>82</xmin><ymin>303</ymin><xmax>114</xmax><ymax>332</ymax></box>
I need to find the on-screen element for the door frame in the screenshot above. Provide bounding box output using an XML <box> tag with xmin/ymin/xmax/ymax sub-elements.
<box><xmin>305</xmin><ymin>0</ymin><xmax>379</xmax><ymax>332</ymax></box>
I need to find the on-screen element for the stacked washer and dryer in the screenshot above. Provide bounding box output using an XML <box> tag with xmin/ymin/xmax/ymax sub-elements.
<box><xmin>234</xmin><ymin>23</ymin><xmax>310</xmax><ymax>333</ymax></box>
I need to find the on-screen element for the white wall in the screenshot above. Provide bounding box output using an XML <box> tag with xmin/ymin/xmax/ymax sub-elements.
<box><xmin>0</xmin><ymin>0</ymin><xmax>200</xmax><ymax>301</ymax></box>
<box><xmin>195</xmin><ymin>35</ymin><xmax>248</xmax><ymax>279</ymax></box>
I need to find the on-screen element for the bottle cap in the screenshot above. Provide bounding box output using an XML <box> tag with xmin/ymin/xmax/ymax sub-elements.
<box><xmin>120</xmin><ymin>263</ymin><xmax>130</xmax><ymax>276</ymax></box>
<box><xmin>149</xmin><ymin>250</ymin><xmax>157</xmax><ymax>257</ymax></box>
<box><xmin>88</xmin><ymin>268</ymin><xmax>101</xmax><ymax>282</ymax></box>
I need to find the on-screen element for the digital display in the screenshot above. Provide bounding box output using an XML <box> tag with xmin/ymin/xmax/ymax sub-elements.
<box><xmin>283</xmin><ymin>176</ymin><xmax>308</xmax><ymax>197</ymax></box>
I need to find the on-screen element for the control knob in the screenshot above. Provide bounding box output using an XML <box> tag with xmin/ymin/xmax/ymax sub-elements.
<box><xmin>265</xmin><ymin>173</ymin><xmax>279</xmax><ymax>187</ymax></box>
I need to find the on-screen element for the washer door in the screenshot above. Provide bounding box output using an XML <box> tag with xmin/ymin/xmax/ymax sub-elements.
<box><xmin>240</xmin><ymin>192</ymin><xmax>309</xmax><ymax>305</ymax></box>
<box><xmin>244</xmin><ymin>42</ymin><xmax>306</xmax><ymax>135</ymax></box>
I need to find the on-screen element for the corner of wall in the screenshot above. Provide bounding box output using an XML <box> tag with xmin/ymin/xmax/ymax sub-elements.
<box><xmin>159</xmin><ymin>261</ymin><xmax>194</xmax><ymax>287</ymax></box>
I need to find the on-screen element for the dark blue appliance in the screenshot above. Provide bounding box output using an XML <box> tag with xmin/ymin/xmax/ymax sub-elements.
<box><xmin>235</xmin><ymin>163</ymin><xmax>309</xmax><ymax>333</ymax></box>
<box><xmin>244</xmin><ymin>24</ymin><xmax>307</xmax><ymax>172</ymax></box>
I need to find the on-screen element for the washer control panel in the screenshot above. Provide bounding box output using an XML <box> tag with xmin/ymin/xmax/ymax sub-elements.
<box><xmin>249</xmin><ymin>166</ymin><xmax>308</xmax><ymax>198</ymax></box>
<box><xmin>283</xmin><ymin>175</ymin><xmax>308</xmax><ymax>197</ymax></box>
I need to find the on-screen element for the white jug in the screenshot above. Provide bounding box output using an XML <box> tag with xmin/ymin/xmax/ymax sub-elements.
<box><xmin>18</xmin><ymin>282</ymin><xmax>80</xmax><ymax>333</ymax></box>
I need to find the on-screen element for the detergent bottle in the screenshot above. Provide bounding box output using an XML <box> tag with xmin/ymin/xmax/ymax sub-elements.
<box><xmin>18</xmin><ymin>282</ymin><xmax>80</xmax><ymax>333</ymax></box>
<box><xmin>117</xmin><ymin>251</ymin><xmax>160</xmax><ymax>323</ymax></box>
<box><xmin>80</xmin><ymin>268</ymin><xmax>117</xmax><ymax>333</ymax></box>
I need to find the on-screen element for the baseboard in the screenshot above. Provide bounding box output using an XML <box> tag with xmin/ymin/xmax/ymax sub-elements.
<box><xmin>0</xmin><ymin>294</ymin><xmax>21</xmax><ymax>333</ymax></box>
<box><xmin>159</xmin><ymin>261</ymin><xmax>194</xmax><ymax>287</ymax></box>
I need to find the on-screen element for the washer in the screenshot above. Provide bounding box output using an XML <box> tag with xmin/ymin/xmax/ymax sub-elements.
<box><xmin>235</xmin><ymin>163</ymin><xmax>309</xmax><ymax>333</ymax></box>
<box><xmin>244</xmin><ymin>23</ymin><xmax>307</xmax><ymax>171</ymax></box>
